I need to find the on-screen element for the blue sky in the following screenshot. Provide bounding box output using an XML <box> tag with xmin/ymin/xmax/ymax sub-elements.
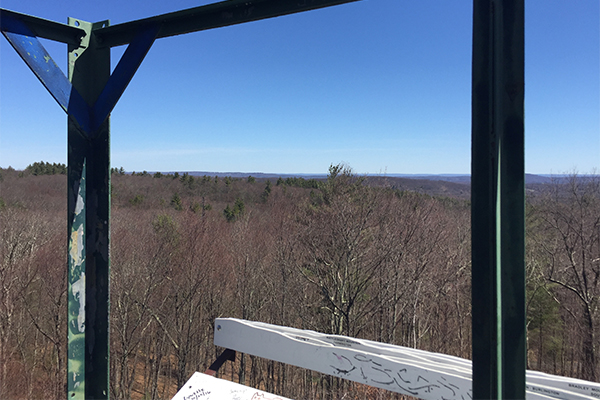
<box><xmin>1</xmin><ymin>0</ymin><xmax>598</xmax><ymax>175</ymax></box>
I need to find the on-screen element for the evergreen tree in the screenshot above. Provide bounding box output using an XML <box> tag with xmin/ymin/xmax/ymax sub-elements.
<box><xmin>170</xmin><ymin>193</ymin><xmax>183</xmax><ymax>211</ymax></box>
<box><xmin>129</xmin><ymin>194</ymin><xmax>144</xmax><ymax>206</ymax></box>
<box><xmin>261</xmin><ymin>180</ymin><xmax>272</xmax><ymax>202</ymax></box>
<box><xmin>223</xmin><ymin>197</ymin><xmax>245</xmax><ymax>222</ymax></box>
<box><xmin>223</xmin><ymin>204</ymin><xmax>235</xmax><ymax>222</ymax></box>
<box><xmin>26</xmin><ymin>161</ymin><xmax>66</xmax><ymax>175</ymax></box>
<box><xmin>233</xmin><ymin>197</ymin><xmax>245</xmax><ymax>215</ymax></box>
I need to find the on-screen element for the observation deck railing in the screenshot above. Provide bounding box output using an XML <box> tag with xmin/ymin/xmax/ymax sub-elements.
<box><xmin>173</xmin><ymin>318</ymin><xmax>600</xmax><ymax>400</ymax></box>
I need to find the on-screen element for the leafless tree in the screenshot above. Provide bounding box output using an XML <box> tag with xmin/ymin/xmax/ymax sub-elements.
<box><xmin>530</xmin><ymin>173</ymin><xmax>600</xmax><ymax>380</ymax></box>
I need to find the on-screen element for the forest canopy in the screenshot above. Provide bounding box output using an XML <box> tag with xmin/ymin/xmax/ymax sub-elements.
<box><xmin>0</xmin><ymin>164</ymin><xmax>598</xmax><ymax>399</ymax></box>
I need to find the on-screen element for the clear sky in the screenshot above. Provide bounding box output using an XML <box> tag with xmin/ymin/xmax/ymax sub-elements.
<box><xmin>1</xmin><ymin>0</ymin><xmax>598</xmax><ymax>175</ymax></box>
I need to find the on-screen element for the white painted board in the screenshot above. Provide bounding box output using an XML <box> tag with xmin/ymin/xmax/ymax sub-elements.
<box><xmin>172</xmin><ymin>372</ymin><xmax>292</xmax><ymax>400</ymax></box>
<box><xmin>214</xmin><ymin>318</ymin><xmax>600</xmax><ymax>400</ymax></box>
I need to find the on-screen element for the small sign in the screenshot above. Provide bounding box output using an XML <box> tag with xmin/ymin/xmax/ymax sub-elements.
<box><xmin>172</xmin><ymin>372</ymin><xmax>292</xmax><ymax>400</ymax></box>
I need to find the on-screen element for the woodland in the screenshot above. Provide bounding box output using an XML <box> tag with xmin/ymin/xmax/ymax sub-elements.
<box><xmin>0</xmin><ymin>163</ymin><xmax>598</xmax><ymax>399</ymax></box>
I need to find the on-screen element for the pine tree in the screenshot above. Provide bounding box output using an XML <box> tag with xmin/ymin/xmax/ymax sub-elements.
<box><xmin>261</xmin><ymin>180</ymin><xmax>272</xmax><ymax>202</ymax></box>
<box><xmin>170</xmin><ymin>193</ymin><xmax>183</xmax><ymax>211</ymax></box>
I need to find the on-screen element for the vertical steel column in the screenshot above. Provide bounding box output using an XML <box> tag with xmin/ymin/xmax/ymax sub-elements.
<box><xmin>67</xmin><ymin>18</ymin><xmax>111</xmax><ymax>400</ymax></box>
<box><xmin>471</xmin><ymin>0</ymin><xmax>525</xmax><ymax>399</ymax></box>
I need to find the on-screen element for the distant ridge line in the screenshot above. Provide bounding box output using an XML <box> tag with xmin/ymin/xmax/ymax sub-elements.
<box><xmin>123</xmin><ymin>169</ymin><xmax>597</xmax><ymax>186</ymax></box>
<box><xmin>141</xmin><ymin>172</ymin><xmax>563</xmax><ymax>185</ymax></box>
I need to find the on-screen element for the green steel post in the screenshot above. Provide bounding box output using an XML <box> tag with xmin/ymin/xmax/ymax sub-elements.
<box><xmin>471</xmin><ymin>0</ymin><xmax>525</xmax><ymax>399</ymax></box>
<box><xmin>67</xmin><ymin>17</ymin><xmax>111</xmax><ymax>400</ymax></box>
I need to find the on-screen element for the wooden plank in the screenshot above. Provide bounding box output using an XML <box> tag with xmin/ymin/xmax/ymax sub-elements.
<box><xmin>214</xmin><ymin>319</ymin><xmax>600</xmax><ymax>400</ymax></box>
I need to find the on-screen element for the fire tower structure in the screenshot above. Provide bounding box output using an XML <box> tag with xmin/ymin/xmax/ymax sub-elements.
<box><xmin>0</xmin><ymin>1</ymin><xmax>525</xmax><ymax>398</ymax></box>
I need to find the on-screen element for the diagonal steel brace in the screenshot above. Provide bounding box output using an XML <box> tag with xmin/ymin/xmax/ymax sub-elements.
<box><xmin>2</xmin><ymin>13</ymin><xmax>91</xmax><ymax>133</ymax></box>
<box><xmin>1</xmin><ymin>11</ymin><xmax>160</xmax><ymax>138</ymax></box>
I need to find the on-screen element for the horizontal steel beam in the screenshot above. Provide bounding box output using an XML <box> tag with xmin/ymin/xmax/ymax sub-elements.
<box><xmin>0</xmin><ymin>8</ymin><xmax>85</xmax><ymax>45</ymax></box>
<box><xmin>94</xmin><ymin>0</ymin><xmax>361</xmax><ymax>48</ymax></box>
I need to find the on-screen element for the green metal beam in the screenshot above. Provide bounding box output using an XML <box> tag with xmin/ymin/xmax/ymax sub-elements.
<box><xmin>94</xmin><ymin>0</ymin><xmax>360</xmax><ymax>48</ymax></box>
<box><xmin>471</xmin><ymin>0</ymin><xmax>526</xmax><ymax>398</ymax></box>
<box><xmin>67</xmin><ymin>17</ymin><xmax>111</xmax><ymax>400</ymax></box>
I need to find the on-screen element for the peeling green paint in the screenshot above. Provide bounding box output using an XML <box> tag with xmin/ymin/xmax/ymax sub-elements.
<box><xmin>66</xmin><ymin>16</ymin><xmax>112</xmax><ymax>399</ymax></box>
<box><xmin>72</xmin><ymin>273</ymin><xmax>85</xmax><ymax>332</ymax></box>
<box><xmin>68</xmin><ymin>160</ymin><xmax>86</xmax><ymax>400</ymax></box>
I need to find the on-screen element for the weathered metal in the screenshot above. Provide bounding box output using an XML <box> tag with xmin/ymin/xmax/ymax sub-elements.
<box><xmin>471</xmin><ymin>0</ymin><xmax>526</xmax><ymax>398</ymax></box>
<box><xmin>67</xmin><ymin>17</ymin><xmax>112</xmax><ymax>400</ymax></box>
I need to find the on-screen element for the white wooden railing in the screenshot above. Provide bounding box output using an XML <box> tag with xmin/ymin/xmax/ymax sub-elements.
<box><xmin>172</xmin><ymin>318</ymin><xmax>600</xmax><ymax>400</ymax></box>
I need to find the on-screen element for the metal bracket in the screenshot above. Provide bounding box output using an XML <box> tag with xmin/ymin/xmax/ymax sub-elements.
<box><xmin>205</xmin><ymin>348</ymin><xmax>237</xmax><ymax>377</ymax></box>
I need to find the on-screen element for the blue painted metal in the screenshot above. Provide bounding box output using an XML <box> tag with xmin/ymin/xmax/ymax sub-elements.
<box><xmin>1</xmin><ymin>11</ymin><xmax>160</xmax><ymax>137</ymax></box>
<box><xmin>1</xmin><ymin>14</ymin><xmax>91</xmax><ymax>134</ymax></box>
<box><xmin>91</xmin><ymin>23</ymin><xmax>160</xmax><ymax>133</ymax></box>
<box><xmin>0</xmin><ymin>8</ymin><xmax>84</xmax><ymax>45</ymax></box>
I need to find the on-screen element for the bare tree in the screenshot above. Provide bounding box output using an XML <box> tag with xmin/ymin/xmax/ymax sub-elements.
<box><xmin>298</xmin><ymin>165</ymin><xmax>395</xmax><ymax>338</ymax></box>
<box><xmin>530</xmin><ymin>173</ymin><xmax>600</xmax><ymax>380</ymax></box>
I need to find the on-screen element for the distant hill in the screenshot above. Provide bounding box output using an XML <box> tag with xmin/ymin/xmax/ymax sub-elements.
<box><xmin>382</xmin><ymin>173</ymin><xmax>555</xmax><ymax>185</ymax></box>
<box><xmin>171</xmin><ymin>171</ymin><xmax>326</xmax><ymax>179</ymax></box>
<box><xmin>164</xmin><ymin>172</ymin><xmax>551</xmax><ymax>183</ymax></box>
<box><xmin>142</xmin><ymin>171</ymin><xmax>560</xmax><ymax>199</ymax></box>
<box><xmin>386</xmin><ymin>174</ymin><xmax>471</xmax><ymax>184</ymax></box>
<box><xmin>365</xmin><ymin>176</ymin><xmax>471</xmax><ymax>199</ymax></box>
